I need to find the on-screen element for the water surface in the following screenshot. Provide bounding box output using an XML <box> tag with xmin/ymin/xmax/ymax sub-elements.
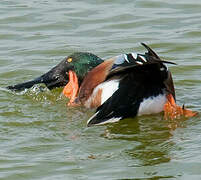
<box><xmin>0</xmin><ymin>0</ymin><xmax>201</xmax><ymax>179</ymax></box>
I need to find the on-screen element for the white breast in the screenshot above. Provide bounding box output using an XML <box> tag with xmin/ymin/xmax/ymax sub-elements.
<box><xmin>138</xmin><ymin>94</ymin><xmax>167</xmax><ymax>116</ymax></box>
<box><xmin>99</xmin><ymin>80</ymin><xmax>119</xmax><ymax>104</ymax></box>
<box><xmin>84</xmin><ymin>80</ymin><xmax>119</xmax><ymax>108</ymax></box>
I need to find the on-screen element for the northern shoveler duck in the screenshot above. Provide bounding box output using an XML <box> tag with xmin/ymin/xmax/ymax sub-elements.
<box><xmin>7</xmin><ymin>52</ymin><xmax>103</xmax><ymax>91</ymax></box>
<box><xmin>63</xmin><ymin>43</ymin><xmax>198</xmax><ymax>126</ymax></box>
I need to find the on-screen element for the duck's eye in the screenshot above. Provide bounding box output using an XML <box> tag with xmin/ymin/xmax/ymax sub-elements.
<box><xmin>67</xmin><ymin>58</ymin><xmax>73</xmax><ymax>63</ymax></box>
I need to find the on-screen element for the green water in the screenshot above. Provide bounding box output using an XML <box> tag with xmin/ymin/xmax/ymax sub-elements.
<box><xmin>0</xmin><ymin>0</ymin><xmax>201</xmax><ymax>179</ymax></box>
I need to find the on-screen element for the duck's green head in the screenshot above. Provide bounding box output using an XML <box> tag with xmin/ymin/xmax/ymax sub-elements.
<box><xmin>65</xmin><ymin>52</ymin><xmax>103</xmax><ymax>83</ymax></box>
<box><xmin>40</xmin><ymin>52</ymin><xmax>104</xmax><ymax>89</ymax></box>
<box><xmin>7</xmin><ymin>52</ymin><xmax>103</xmax><ymax>91</ymax></box>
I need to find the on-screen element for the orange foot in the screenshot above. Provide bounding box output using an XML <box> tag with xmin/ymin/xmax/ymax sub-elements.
<box><xmin>164</xmin><ymin>94</ymin><xmax>198</xmax><ymax>120</ymax></box>
<box><xmin>62</xmin><ymin>70</ymin><xmax>80</xmax><ymax>106</ymax></box>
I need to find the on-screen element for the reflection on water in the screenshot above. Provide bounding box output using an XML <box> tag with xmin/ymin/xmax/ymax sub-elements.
<box><xmin>103</xmin><ymin>115</ymin><xmax>190</xmax><ymax>166</ymax></box>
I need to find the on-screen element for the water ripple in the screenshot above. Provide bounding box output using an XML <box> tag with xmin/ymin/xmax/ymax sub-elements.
<box><xmin>0</xmin><ymin>0</ymin><xmax>201</xmax><ymax>179</ymax></box>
